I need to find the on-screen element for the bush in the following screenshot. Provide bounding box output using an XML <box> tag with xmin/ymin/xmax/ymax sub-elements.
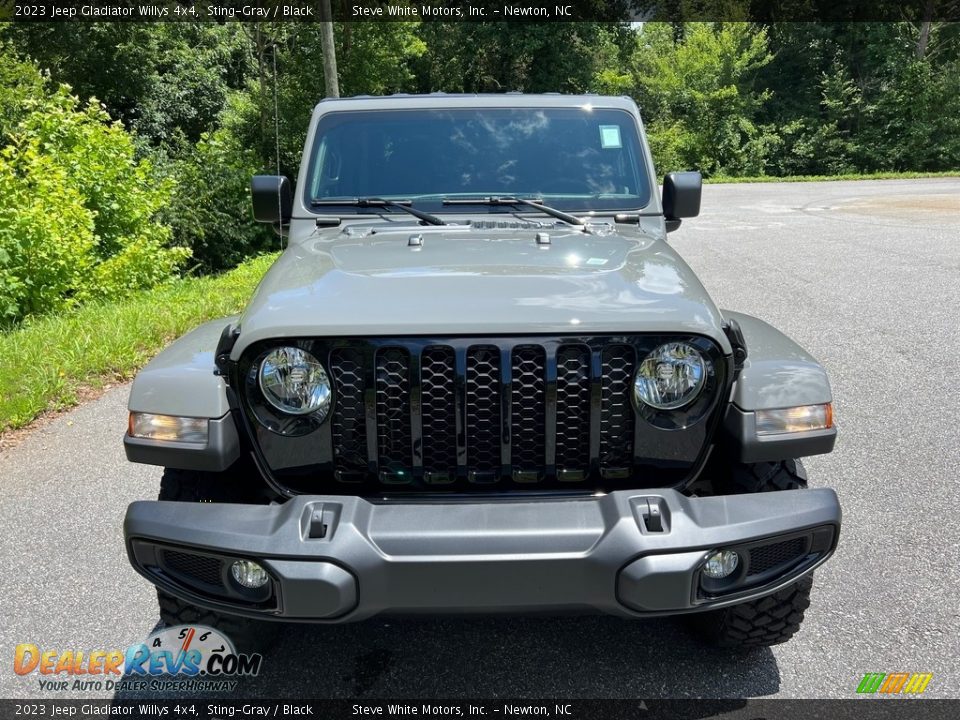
<box><xmin>0</xmin><ymin>41</ymin><xmax>46</xmax><ymax>139</ymax></box>
<box><xmin>163</xmin><ymin>93</ymin><xmax>276</xmax><ymax>273</ymax></box>
<box><xmin>0</xmin><ymin>83</ymin><xmax>189</xmax><ymax>325</ymax></box>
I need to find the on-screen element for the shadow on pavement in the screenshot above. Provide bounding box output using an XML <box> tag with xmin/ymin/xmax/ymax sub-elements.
<box><xmin>113</xmin><ymin>614</ymin><xmax>780</xmax><ymax>699</ymax></box>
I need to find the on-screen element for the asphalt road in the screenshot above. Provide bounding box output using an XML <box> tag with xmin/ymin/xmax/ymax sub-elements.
<box><xmin>1</xmin><ymin>179</ymin><xmax>958</xmax><ymax>700</ymax></box>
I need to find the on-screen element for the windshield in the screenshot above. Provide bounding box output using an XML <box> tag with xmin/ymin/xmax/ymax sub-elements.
<box><xmin>305</xmin><ymin>107</ymin><xmax>651</xmax><ymax>214</ymax></box>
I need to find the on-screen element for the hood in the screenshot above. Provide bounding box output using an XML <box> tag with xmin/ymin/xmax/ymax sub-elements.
<box><xmin>233</xmin><ymin>223</ymin><xmax>730</xmax><ymax>356</ymax></box>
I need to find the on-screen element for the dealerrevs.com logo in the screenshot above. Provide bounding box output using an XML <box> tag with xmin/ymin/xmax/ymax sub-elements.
<box><xmin>14</xmin><ymin>625</ymin><xmax>262</xmax><ymax>693</ymax></box>
<box><xmin>856</xmin><ymin>672</ymin><xmax>934</xmax><ymax>695</ymax></box>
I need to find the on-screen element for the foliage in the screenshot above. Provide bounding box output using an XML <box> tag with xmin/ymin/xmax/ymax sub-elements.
<box><xmin>601</xmin><ymin>23</ymin><xmax>779</xmax><ymax>177</ymax></box>
<box><xmin>757</xmin><ymin>22</ymin><xmax>960</xmax><ymax>176</ymax></box>
<box><xmin>0</xmin><ymin>84</ymin><xmax>189</xmax><ymax>324</ymax></box>
<box><xmin>0</xmin><ymin>19</ymin><xmax>958</xmax><ymax>323</ymax></box>
<box><xmin>163</xmin><ymin>94</ymin><xmax>277</xmax><ymax>273</ymax></box>
<box><xmin>228</xmin><ymin>22</ymin><xmax>427</xmax><ymax>176</ymax></box>
<box><xmin>413</xmin><ymin>23</ymin><xmax>630</xmax><ymax>94</ymax></box>
<box><xmin>0</xmin><ymin>253</ymin><xmax>277</xmax><ymax>433</ymax></box>
<box><xmin>0</xmin><ymin>40</ymin><xmax>46</xmax><ymax>138</ymax></box>
<box><xmin>2</xmin><ymin>23</ymin><xmax>251</xmax><ymax>156</ymax></box>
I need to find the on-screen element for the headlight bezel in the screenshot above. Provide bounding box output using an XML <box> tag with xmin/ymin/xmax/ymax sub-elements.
<box><xmin>244</xmin><ymin>343</ymin><xmax>335</xmax><ymax>436</ymax></box>
<box><xmin>632</xmin><ymin>337</ymin><xmax>720</xmax><ymax>430</ymax></box>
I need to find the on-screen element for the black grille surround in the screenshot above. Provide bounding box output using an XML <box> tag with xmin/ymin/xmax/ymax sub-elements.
<box><xmin>236</xmin><ymin>335</ymin><xmax>729</xmax><ymax>496</ymax></box>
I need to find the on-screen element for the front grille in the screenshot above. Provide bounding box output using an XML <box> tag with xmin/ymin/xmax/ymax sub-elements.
<box><xmin>748</xmin><ymin>537</ymin><xmax>807</xmax><ymax>577</ymax></box>
<box><xmin>327</xmin><ymin>339</ymin><xmax>645</xmax><ymax>487</ymax></box>
<box><xmin>163</xmin><ymin>550</ymin><xmax>223</xmax><ymax>588</ymax></box>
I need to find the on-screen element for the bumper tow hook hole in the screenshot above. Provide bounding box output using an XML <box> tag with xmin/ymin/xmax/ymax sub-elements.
<box><xmin>309</xmin><ymin>506</ymin><xmax>327</xmax><ymax>538</ymax></box>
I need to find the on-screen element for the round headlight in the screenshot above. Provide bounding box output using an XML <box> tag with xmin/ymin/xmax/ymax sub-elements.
<box><xmin>258</xmin><ymin>347</ymin><xmax>332</xmax><ymax>418</ymax></box>
<box><xmin>634</xmin><ymin>342</ymin><xmax>707</xmax><ymax>410</ymax></box>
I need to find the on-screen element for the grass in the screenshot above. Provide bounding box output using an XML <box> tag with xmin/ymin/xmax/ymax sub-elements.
<box><xmin>0</xmin><ymin>252</ymin><xmax>278</xmax><ymax>435</ymax></box>
<box><xmin>707</xmin><ymin>170</ymin><xmax>960</xmax><ymax>184</ymax></box>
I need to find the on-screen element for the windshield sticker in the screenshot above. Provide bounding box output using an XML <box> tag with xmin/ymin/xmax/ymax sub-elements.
<box><xmin>599</xmin><ymin>125</ymin><xmax>622</xmax><ymax>149</ymax></box>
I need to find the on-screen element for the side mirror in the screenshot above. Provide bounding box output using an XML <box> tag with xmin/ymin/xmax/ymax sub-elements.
<box><xmin>251</xmin><ymin>175</ymin><xmax>292</xmax><ymax>224</ymax></box>
<box><xmin>662</xmin><ymin>171</ymin><xmax>702</xmax><ymax>232</ymax></box>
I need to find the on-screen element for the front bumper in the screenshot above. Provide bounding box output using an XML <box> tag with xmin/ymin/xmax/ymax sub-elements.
<box><xmin>124</xmin><ymin>488</ymin><xmax>840</xmax><ymax>621</ymax></box>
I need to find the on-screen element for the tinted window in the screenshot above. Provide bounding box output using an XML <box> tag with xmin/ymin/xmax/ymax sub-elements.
<box><xmin>305</xmin><ymin>107</ymin><xmax>650</xmax><ymax>213</ymax></box>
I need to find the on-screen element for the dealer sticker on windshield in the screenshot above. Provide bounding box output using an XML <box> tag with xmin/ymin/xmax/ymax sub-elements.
<box><xmin>599</xmin><ymin>125</ymin><xmax>622</xmax><ymax>149</ymax></box>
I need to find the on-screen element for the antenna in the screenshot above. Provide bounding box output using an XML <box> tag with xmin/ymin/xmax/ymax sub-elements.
<box><xmin>272</xmin><ymin>38</ymin><xmax>283</xmax><ymax>251</ymax></box>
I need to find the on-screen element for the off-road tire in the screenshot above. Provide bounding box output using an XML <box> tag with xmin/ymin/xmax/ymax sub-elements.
<box><xmin>689</xmin><ymin>574</ymin><xmax>814</xmax><ymax>648</ymax></box>
<box><xmin>688</xmin><ymin>459</ymin><xmax>815</xmax><ymax>648</ymax></box>
<box><xmin>156</xmin><ymin>467</ymin><xmax>279</xmax><ymax>653</ymax></box>
<box><xmin>726</xmin><ymin>458</ymin><xmax>807</xmax><ymax>494</ymax></box>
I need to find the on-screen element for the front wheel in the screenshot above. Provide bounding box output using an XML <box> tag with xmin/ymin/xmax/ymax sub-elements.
<box><xmin>156</xmin><ymin>467</ymin><xmax>279</xmax><ymax>653</ymax></box>
<box><xmin>688</xmin><ymin>459</ymin><xmax>815</xmax><ymax>648</ymax></box>
<box><xmin>688</xmin><ymin>574</ymin><xmax>813</xmax><ymax>648</ymax></box>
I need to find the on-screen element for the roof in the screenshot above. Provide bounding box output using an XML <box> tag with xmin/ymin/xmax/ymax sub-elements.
<box><xmin>313</xmin><ymin>93</ymin><xmax>639</xmax><ymax>112</ymax></box>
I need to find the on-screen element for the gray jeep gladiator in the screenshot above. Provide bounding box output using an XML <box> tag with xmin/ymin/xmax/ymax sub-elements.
<box><xmin>123</xmin><ymin>94</ymin><xmax>840</xmax><ymax>649</ymax></box>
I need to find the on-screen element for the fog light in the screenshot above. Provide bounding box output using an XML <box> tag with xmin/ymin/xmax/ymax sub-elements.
<box><xmin>230</xmin><ymin>560</ymin><xmax>269</xmax><ymax>589</ymax></box>
<box><xmin>703</xmin><ymin>550</ymin><xmax>740</xmax><ymax>579</ymax></box>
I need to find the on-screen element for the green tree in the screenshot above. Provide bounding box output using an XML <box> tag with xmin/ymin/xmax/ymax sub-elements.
<box><xmin>0</xmin><ymin>40</ymin><xmax>46</xmax><ymax>139</ymax></box>
<box><xmin>415</xmin><ymin>22</ymin><xmax>630</xmax><ymax>94</ymax></box>
<box><xmin>2</xmin><ymin>23</ymin><xmax>250</xmax><ymax>155</ymax></box>
<box><xmin>163</xmin><ymin>93</ymin><xmax>276</xmax><ymax>273</ymax></box>
<box><xmin>603</xmin><ymin>23</ymin><xmax>778</xmax><ymax>176</ymax></box>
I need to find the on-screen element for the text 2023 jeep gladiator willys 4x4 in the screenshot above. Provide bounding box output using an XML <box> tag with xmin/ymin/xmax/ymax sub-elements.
<box><xmin>123</xmin><ymin>94</ymin><xmax>840</xmax><ymax>649</ymax></box>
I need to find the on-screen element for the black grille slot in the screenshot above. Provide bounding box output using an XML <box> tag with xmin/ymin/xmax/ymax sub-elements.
<box><xmin>555</xmin><ymin>345</ymin><xmax>591</xmax><ymax>473</ymax></box>
<box><xmin>748</xmin><ymin>537</ymin><xmax>807</xmax><ymax>576</ymax></box>
<box><xmin>421</xmin><ymin>346</ymin><xmax>457</xmax><ymax>480</ymax></box>
<box><xmin>330</xmin><ymin>348</ymin><xmax>368</xmax><ymax>476</ymax></box>
<box><xmin>163</xmin><ymin>551</ymin><xmax>223</xmax><ymax>588</ymax></box>
<box><xmin>465</xmin><ymin>346</ymin><xmax>501</xmax><ymax>476</ymax></box>
<box><xmin>376</xmin><ymin>348</ymin><xmax>412</xmax><ymax>479</ymax></box>
<box><xmin>511</xmin><ymin>346</ymin><xmax>546</xmax><ymax>475</ymax></box>
<box><xmin>599</xmin><ymin>345</ymin><xmax>635</xmax><ymax>468</ymax></box>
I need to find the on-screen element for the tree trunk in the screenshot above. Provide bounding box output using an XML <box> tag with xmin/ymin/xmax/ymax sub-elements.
<box><xmin>915</xmin><ymin>1</ymin><xmax>934</xmax><ymax>59</ymax></box>
<box><xmin>319</xmin><ymin>0</ymin><xmax>340</xmax><ymax>98</ymax></box>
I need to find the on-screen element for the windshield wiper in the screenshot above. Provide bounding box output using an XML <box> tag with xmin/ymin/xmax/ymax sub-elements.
<box><xmin>310</xmin><ymin>197</ymin><xmax>446</xmax><ymax>226</ymax></box>
<box><xmin>441</xmin><ymin>196</ymin><xmax>587</xmax><ymax>228</ymax></box>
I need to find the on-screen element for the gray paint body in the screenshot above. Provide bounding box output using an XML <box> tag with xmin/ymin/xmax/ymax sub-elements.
<box><xmin>123</xmin><ymin>95</ymin><xmax>840</xmax><ymax>621</ymax></box>
<box><xmin>232</xmin><ymin>222</ymin><xmax>731</xmax><ymax>356</ymax></box>
<box><xmin>128</xmin><ymin>317</ymin><xmax>237</xmax><ymax>418</ymax></box>
<box><xmin>722</xmin><ymin>310</ymin><xmax>833</xmax><ymax>410</ymax></box>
